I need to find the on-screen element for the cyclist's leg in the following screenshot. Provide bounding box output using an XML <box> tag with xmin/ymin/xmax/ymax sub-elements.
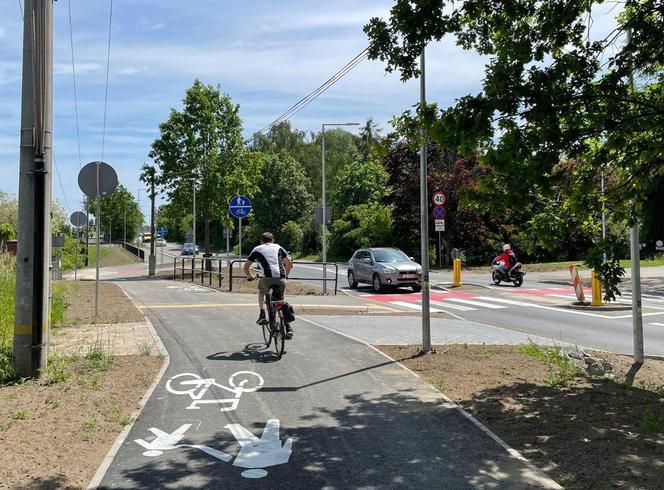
<box><xmin>279</xmin><ymin>278</ymin><xmax>293</xmax><ymax>339</ymax></box>
<box><xmin>256</xmin><ymin>278</ymin><xmax>269</xmax><ymax>325</ymax></box>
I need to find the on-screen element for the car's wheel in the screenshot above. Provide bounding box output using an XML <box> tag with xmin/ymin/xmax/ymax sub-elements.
<box><xmin>411</xmin><ymin>285</ymin><xmax>422</xmax><ymax>293</ymax></box>
<box><xmin>347</xmin><ymin>271</ymin><xmax>358</xmax><ymax>289</ymax></box>
<box><xmin>492</xmin><ymin>270</ymin><xmax>502</xmax><ymax>285</ymax></box>
<box><xmin>372</xmin><ymin>274</ymin><xmax>383</xmax><ymax>293</ymax></box>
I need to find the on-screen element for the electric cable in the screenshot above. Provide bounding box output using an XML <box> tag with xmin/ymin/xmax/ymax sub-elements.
<box><xmin>252</xmin><ymin>47</ymin><xmax>368</xmax><ymax>140</ymax></box>
<box><xmin>100</xmin><ymin>0</ymin><xmax>114</xmax><ymax>162</ymax></box>
<box><xmin>67</xmin><ymin>0</ymin><xmax>82</xmax><ymax>169</ymax></box>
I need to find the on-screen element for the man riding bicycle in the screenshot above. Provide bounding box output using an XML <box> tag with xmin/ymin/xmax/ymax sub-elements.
<box><xmin>244</xmin><ymin>232</ymin><xmax>294</xmax><ymax>339</ymax></box>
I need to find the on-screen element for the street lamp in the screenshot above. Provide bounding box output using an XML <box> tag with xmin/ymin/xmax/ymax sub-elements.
<box><xmin>321</xmin><ymin>122</ymin><xmax>359</xmax><ymax>293</ymax></box>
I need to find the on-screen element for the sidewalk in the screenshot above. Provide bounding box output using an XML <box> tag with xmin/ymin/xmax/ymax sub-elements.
<box><xmin>301</xmin><ymin>315</ymin><xmax>565</xmax><ymax>347</ymax></box>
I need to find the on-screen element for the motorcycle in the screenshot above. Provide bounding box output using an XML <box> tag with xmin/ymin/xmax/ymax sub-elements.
<box><xmin>491</xmin><ymin>259</ymin><xmax>525</xmax><ymax>287</ymax></box>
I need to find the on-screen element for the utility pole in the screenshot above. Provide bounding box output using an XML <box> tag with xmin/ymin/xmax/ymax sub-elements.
<box><xmin>626</xmin><ymin>28</ymin><xmax>644</xmax><ymax>365</ymax></box>
<box><xmin>123</xmin><ymin>200</ymin><xmax>127</xmax><ymax>244</ymax></box>
<box><xmin>419</xmin><ymin>48</ymin><xmax>431</xmax><ymax>353</ymax></box>
<box><xmin>14</xmin><ymin>0</ymin><xmax>53</xmax><ymax>377</ymax></box>
<box><xmin>149</xmin><ymin>178</ymin><xmax>156</xmax><ymax>275</ymax></box>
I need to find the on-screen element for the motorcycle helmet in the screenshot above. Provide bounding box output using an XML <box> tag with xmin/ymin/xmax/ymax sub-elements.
<box><xmin>502</xmin><ymin>244</ymin><xmax>511</xmax><ymax>251</ymax></box>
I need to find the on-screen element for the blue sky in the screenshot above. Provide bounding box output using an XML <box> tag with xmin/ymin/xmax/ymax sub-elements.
<box><xmin>0</xmin><ymin>1</ymin><xmax>620</xmax><ymax>218</ymax></box>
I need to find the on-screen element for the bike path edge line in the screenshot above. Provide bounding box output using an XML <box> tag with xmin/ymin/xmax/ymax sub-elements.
<box><xmin>298</xmin><ymin>316</ymin><xmax>563</xmax><ymax>490</ymax></box>
<box><xmin>86</xmin><ymin>316</ymin><xmax>171</xmax><ymax>490</ymax></box>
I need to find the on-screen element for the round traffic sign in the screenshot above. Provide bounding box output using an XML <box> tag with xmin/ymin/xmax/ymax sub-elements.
<box><xmin>229</xmin><ymin>195</ymin><xmax>252</xmax><ymax>219</ymax></box>
<box><xmin>70</xmin><ymin>211</ymin><xmax>87</xmax><ymax>227</ymax></box>
<box><xmin>657</xmin><ymin>240</ymin><xmax>663</xmax><ymax>248</ymax></box>
<box><xmin>432</xmin><ymin>206</ymin><xmax>446</xmax><ymax>219</ymax></box>
<box><xmin>432</xmin><ymin>192</ymin><xmax>446</xmax><ymax>206</ymax></box>
<box><xmin>78</xmin><ymin>161</ymin><xmax>118</xmax><ymax>197</ymax></box>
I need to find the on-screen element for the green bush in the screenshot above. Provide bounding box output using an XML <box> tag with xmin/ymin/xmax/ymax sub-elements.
<box><xmin>0</xmin><ymin>223</ymin><xmax>15</xmax><ymax>243</ymax></box>
<box><xmin>328</xmin><ymin>204</ymin><xmax>394</xmax><ymax>260</ymax></box>
<box><xmin>279</xmin><ymin>221</ymin><xmax>304</xmax><ymax>253</ymax></box>
<box><xmin>60</xmin><ymin>235</ymin><xmax>87</xmax><ymax>271</ymax></box>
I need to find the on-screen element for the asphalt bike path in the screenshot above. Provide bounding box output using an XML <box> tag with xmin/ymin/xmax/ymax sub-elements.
<box><xmin>96</xmin><ymin>278</ymin><xmax>558</xmax><ymax>488</ymax></box>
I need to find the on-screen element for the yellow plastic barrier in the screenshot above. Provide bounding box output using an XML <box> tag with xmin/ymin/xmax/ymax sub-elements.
<box><xmin>452</xmin><ymin>258</ymin><xmax>462</xmax><ymax>287</ymax></box>
<box><xmin>591</xmin><ymin>270</ymin><xmax>603</xmax><ymax>306</ymax></box>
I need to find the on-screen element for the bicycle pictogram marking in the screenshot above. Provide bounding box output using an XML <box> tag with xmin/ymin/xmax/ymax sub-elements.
<box><xmin>165</xmin><ymin>371</ymin><xmax>264</xmax><ymax>411</ymax></box>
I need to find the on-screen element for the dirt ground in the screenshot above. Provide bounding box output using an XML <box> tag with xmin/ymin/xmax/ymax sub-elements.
<box><xmin>0</xmin><ymin>355</ymin><xmax>162</xmax><ymax>489</ymax></box>
<box><xmin>380</xmin><ymin>345</ymin><xmax>664</xmax><ymax>489</ymax></box>
<box><xmin>54</xmin><ymin>280</ymin><xmax>145</xmax><ymax>325</ymax></box>
<box><xmin>157</xmin><ymin>268</ymin><xmax>329</xmax><ymax>295</ymax></box>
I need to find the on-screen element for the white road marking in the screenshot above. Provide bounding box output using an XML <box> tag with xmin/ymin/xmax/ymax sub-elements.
<box><xmin>475</xmin><ymin>296</ymin><xmax>615</xmax><ymax>318</ymax></box>
<box><xmin>650</xmin><ymin>323</ymin><xmax>664</xmax><ymax>327</ymax></box>
<box><xmin>165</xmin><ymin>371</ymin><xmax>264</xmax><ymax>411</ymax></box>
<box><xmin>546</xmin><ymin>294</ymin><xmax>578</xmax><ymax>300</ymax></box>
<box><xmin>294</xmin><ymin>263</ymin><xmax>348</xmax><ymax>276</ymax></box>
<box><xmin>390</xmin><ymin>301</ymin><xmax>446</xmax><ymax>313</ymax></box>
<box><xmin>430</xmin><ymin>300</ymin><xmax>476</xmax><ymax>311</ymax></box>
<box><xmin>445</xmin><ymin>298</ymin><xmax>507</xmax><ymax>309</ymax></box>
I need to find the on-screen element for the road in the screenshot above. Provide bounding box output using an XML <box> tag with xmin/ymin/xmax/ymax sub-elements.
<box><xmin>138</xmin><ymin>242</ymin><xmax>664</xmax><ymax>356</ymax></box>
<box><xmin>96</xmin><ymin>276</ymin><xmax>558</xmax><ymax>488</ymax></box>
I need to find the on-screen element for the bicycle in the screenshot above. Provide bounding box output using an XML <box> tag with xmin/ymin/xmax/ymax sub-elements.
<box><xmin>248</xmin><ymin>271</ymin><xmax>290</xmax><ymax>359</ymax></box>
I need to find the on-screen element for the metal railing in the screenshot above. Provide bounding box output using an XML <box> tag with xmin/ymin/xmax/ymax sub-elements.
<box><xmin>118</xmin><ymin>241</ymin><xmax>145</xmax><ymax>261</ymax></box>
<box><xmin>173</xmin><ymin>256</ymin><xmax>227</xmax><ymax>287</ymax></box>
<box><xmin>228</xmin><ymin>260</ymin><xmax>339</xmax><ymax>294</ymax></box>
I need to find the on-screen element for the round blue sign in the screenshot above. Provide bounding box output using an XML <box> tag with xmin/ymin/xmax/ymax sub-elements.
<box><xmin>157</xmin><ymin>227</ymin><xmax>168</xmax><ymax>237</ymax></box>
<box><xmin>229</xmin><ymin>195</ymin><xmax>252</xmax><ymax>219</ymax></box>
<box><xmin>432</xmin><ymin>206</ymin><xmax>446</xmax><ymax>219</ymax></box>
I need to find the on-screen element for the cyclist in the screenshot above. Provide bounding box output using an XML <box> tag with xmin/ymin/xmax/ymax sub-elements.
<box><xmin>244</xmin><ymin>232</ymin><xmax>293</xmax><ymax>338</ymax></box>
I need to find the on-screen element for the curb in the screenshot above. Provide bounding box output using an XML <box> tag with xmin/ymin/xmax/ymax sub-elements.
<box><xmin>87</xmin><ymin>320</ymin><xmax>170</xmax><ymax>488</ymax></box>
<box><xmin>298</xmin><ymin>316</ymin><xmax>562</xmax><ymax>489</ymax></box>
<box><xmin>561</xmin><ymin>302</ymin><xmax>631</xmax><ymax>312</ymax></box>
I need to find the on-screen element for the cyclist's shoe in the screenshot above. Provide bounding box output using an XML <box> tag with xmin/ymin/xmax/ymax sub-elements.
<box><xmin>285</xmin><ymin>324</ymin><xmax>293</xmax><ymax>340</ymax></box>
<box><xmin>256</xmin><ymin>310</ymin><xmax>268</xmax><ymax>325</ymax></box>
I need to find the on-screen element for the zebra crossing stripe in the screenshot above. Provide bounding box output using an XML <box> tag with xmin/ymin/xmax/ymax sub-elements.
<box><xmin>429</xmin><ymin>300</ymin><xmax>475</xmax><ymax>311</ymax></box>
<box><xmin>444</xmin><ymin>298</ymin><xmax>507</xmax><ymax>309</ymax></box>
<box><xmin>390</xmin><ymin>301</ymin><xmax>446</xmax><ymax>313</ymax></box>
<box><xmin>475</xmin><ymin>296</ymin><xmax>534</xmax><ymax>307</ymax></box>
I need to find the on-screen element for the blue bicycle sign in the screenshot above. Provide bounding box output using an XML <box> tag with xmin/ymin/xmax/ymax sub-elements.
<box><xmin>229</xmin><ymin>195</ymin><xmax>252</xmax><ymax>218</ymax></box>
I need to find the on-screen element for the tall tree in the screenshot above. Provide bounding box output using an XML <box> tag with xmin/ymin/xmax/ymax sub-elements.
<box><xmin>330</xmin><ymin>157</ymin><xmax>389</xmax><ymax>216</ymax></box>
<box><xmin>365</xmin><ymin>0</ymin><xmax>663</xmax><ymax>295</ymax></box>
<box><xmin>251</xmin><ymin>151</ymin><xmax>315</xmax><ymax>241</ymax></box>
<box><xmin>85</xmin><ymin>184</ymin><xmax>143</xmax><ymax>242</ymax></box>
<box><xmin>149</xmin><ymin>80</ymin><xmax>261</xmax><ymax>253</ymax></box>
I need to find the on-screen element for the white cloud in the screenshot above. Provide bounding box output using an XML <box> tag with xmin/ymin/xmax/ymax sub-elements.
<box><xmin>54</xmin><ymin>62</ymin><xmax>102</xmax><ymax>76</ymax></box>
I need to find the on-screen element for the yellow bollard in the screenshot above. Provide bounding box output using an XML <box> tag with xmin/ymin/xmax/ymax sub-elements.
<box><xmin>452</xmin><ymin>258</ymin><xmax>462</xmax><ymax>287</ymax></box>
<box><xmin>591</xmin><ymin>269</ymin><xmax>603</xmax><ymax>306</ymax></box>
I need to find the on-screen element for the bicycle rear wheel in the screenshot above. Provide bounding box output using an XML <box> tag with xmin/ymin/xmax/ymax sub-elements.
<box><xmin>273</xmin><ymin>319</ymin><xmax>285</xmax><ymax>358</ymax></box>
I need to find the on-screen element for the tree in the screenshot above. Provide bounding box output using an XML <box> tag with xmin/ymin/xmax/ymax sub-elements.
<box><xmin>85</xmin><ymin>184</ymin><xmax>143</xmax><ymax>242</ymax></box>
<box><xmin>330</xmin><ymin>157</ymin><xmax>389</xmax><ymax>216</ymax></box>
<box><xmin>328</xmin><ymin>204</ymin><xmax>394</xmax><ymax>259</ymax></box>
<box><xmin>365</xmin><ymin>0</ymin><xmax>663</xmax><ymax>296</ymax></box>
<box><xmin>251</xmin><ymin>151</ymin><xmax>315</xmax><ymax>241</ymax></box>
<box><xmin>149</xmin><ymin>80</ymin><xmax>261</xmax><ymax>253</ymax></box>
<box><xmin>0</xmin><ymin>191</ymin><xmax>18</xmax><ymax>231</ymax></box>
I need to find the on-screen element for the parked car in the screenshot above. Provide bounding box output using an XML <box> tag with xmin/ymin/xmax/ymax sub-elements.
<box><xmin>347</xmin><ymin>247</ymin><xmax>422</xmax><ymax>292</ymax></box>
<box><xmin>155</xmin><ymin>237</ymin><xmax>166</xmax><ymax>247</ymax></box>
<box><xmin>181</xmin><ymin>242</ymin><xmax>199</xmax><ymax>255</ymax></box>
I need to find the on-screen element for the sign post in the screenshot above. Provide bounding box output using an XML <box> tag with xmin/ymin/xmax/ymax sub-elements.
<box><xmin>229</xmin><ymin>196</ymin><xmax>252</xmax><ymax>261</ymax></box>
<box><xmin>432</xmin><ymin>193</ymin><xmax>447</xmax><ymax>269</ymax></box>
<box><xmin>69</xmin><ymin>211</ymin><xmax>87</xmax><ymax>280</ymax></box>
<box><xmin>78</xmin><ymin>161</ymin><xmax>118</xmax><ymax>316</ymax></box>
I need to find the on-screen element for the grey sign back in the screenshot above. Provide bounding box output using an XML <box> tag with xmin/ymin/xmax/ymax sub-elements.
<box><xmin>78</xmin><ymin>161</ymin><xmax>118</xmax><ymax>197</ymax></box>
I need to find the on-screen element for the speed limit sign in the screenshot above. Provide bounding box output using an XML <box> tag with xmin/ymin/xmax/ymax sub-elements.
<box><xmin>432</xmin><ymin>192</ymin><xmax>446</xmax><ymax>206</ymax></box>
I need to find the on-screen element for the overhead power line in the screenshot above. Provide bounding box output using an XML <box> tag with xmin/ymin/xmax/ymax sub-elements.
<box><xmin>251</xmin><ymin>47</ymin><xmax>369</xmax><ymax>140</ymax></box>
<box><xmin>67</xmin><ymin>0</ymin><xmax>82</xmax><ymax>169</ymax></box>
<box><xmin>100</xmin><ymin>0</ymin><xmax>114</xmax><ymax>162</ymax></box>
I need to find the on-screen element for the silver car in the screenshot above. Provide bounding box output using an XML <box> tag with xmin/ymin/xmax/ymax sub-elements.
<box><xmin>347</xmin><ymin>247</ymin><xmax>422</xmax><ymax>293</ymax></box>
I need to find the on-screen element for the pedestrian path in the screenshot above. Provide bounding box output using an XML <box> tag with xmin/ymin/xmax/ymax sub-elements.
<box><xmin>302</xmin><ymin>315</ymin><xmax>566</xmax><ymax>347</ymax></box>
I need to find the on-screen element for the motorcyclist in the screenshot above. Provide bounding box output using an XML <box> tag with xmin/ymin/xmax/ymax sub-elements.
<box><xmin>494</xmin><ymin>244</ymin><xmax>517</xmax><ymax>278</ymax></box>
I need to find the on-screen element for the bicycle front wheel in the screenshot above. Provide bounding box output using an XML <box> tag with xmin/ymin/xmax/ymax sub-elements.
<box><xmin>273</xmin><ymin>320</ymin><xmax>285</xmax><ymax>359</ymax></box>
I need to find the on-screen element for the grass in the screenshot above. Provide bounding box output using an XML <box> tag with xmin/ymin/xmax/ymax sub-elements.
<box><xmin>86</xmin><ymin>245</ymin><xmax>138</xmax><ymax>268</ymax></box>
<box><xmin>292</xmin><ymin>252</ymin><xmax>322</xmax><ymax>262</ymax></box>
<box><xmin>0</xmin><ymin>251</ymin><xmax>17</xmax><ymax>384</ymax></box>
<box><xmin>464</xmin><ymin>257</ymin><xmax>664</xmax><ymax>273</ymax></box>
<box><xmin>10</xmin><ymin>410</ymin><xmax>28</xmax><ymax>421</ymax></box>
<box><xmin>137</xmin><ymin>341</ymin><xmax>153</xmax><ymax>356</ymax></box>
<box><xmin>85</xmin><ymin>342</ymin><xmax>113</xmax><ymax>372</ymax></box>
<box><xmin>517</xmin><ymin>343</ymin><xmax>580</xmax><ymax>389</ymax></box>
